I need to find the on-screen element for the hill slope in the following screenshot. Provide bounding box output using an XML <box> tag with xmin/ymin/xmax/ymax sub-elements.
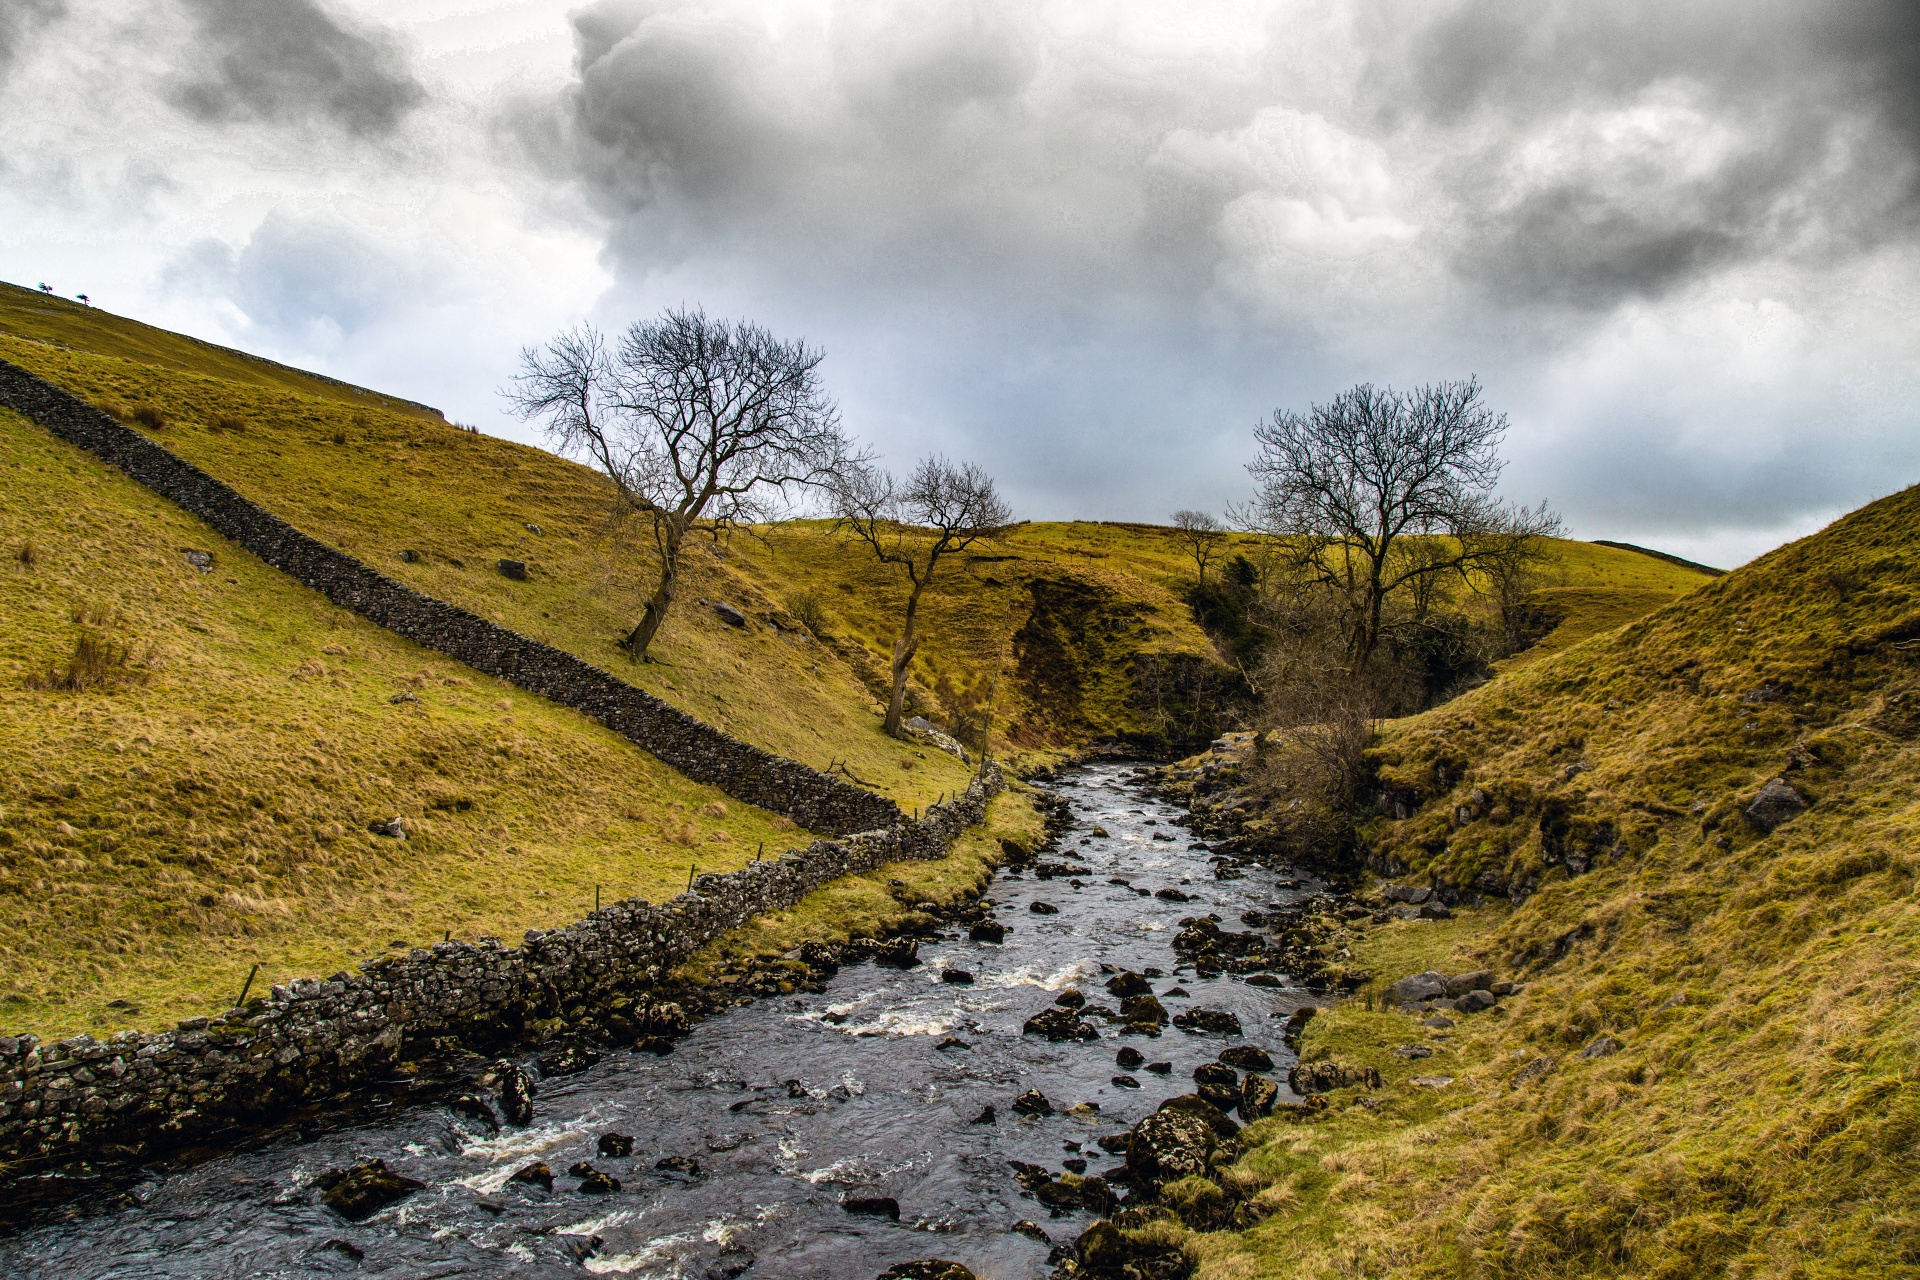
<box><xmin>1195</xmin><ymin>484</ymin><xmax>1920</xmax><ymax>1278</ymax></box>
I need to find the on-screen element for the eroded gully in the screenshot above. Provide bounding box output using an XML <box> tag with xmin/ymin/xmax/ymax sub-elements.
<box><xmin>0</xmin><ymin>762</ymin><xmax>1320</xmax><ymax>1279</ymax></box>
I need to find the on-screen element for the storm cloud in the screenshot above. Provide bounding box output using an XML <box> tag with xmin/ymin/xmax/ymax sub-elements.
<box><xmin>169</xmin><ymin>0</ymin><xmax>424</xmax><ymax>137</ymax></box>
<box><xmin>516</xmin><ymin>0</ymin><xmax>1920</xmax><ymax>560</ymax></box>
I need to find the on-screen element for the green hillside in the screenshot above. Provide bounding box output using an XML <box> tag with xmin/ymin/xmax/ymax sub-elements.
<box><xmin>1192</xmin><ymin>484</ymin><xmax>1920</xmax><ymax>1278</ymax></box>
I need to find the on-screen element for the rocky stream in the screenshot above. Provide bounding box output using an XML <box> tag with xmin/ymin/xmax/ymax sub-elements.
<box><xmin>0</xmin><ymin>763</ymin><xmax>1333</xmax><ymax>1279</ymax></box>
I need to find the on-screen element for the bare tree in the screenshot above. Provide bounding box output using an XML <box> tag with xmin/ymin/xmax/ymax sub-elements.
<box><xmin>835</xmin><ymin>456</ymin><xmax>1013</xmax><ymax>738</ymax></box>
<box><xmin>1247</xmin><ymin>377</ymin><xmax>1559</xmax><ymax>681</ymax></box>
<box><xmin>505</xmin><ymin>309</ymin><xmax>856</xmax><ymax>659</ymax></box>
<box><xmin>1170</xmin><ymin>509</ymin><xmax>1227</xmax><ymax>584</ymax></box>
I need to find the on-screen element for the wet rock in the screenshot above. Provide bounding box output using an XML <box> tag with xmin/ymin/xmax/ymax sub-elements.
<box><xmin>1580</xmin><ymin>1036</ymin><xmax>1621</xmax><ymax>1059</ymax></box>
<box><xmin>1218</xmin><ymin>1045</ymin><xmax>1273</xmax><ymax>1071</ymax></box>
<box><xmin>1063</xmin><ymin>1158</ymin><xmax>1089</xmax><ymax>1174</ymax></box>
<box><xmin>1104</xmin><ymin>971</ymin><xmax>1153</xmax><ymax>999</ymax></box>
<box><xmin>942</xmin><ymin>968</ymin><xmax>976</xmax><ymax>985</ymax></box>
<box><xmin>1119</xmin><ymin>994</ymin><xmax>1168</xmax><ymax>1032</ymax></box>
<box><xmin>448</xmin><ymin>1092</ymin><xmax>497</xmax><ymax>1131</ymax></box>
<box><xmin>1162</xmin><ymin>986</ymin><xmax>1192</xmax><ymax>999</ymax></box>
<box><xmin>578</xmin><ymin>1168</ymin><xmax>622</xmax><ymax>1194</ymax></box>
<box><xmin>971</xmin><ymin>1104</ymin><xmax>997</xmax><ymax>1124</ymax></box>
<box><xmin>1239</xmin><ymin>1073</ymin><xmax>1279</xmax><ymax>1119</ymax></box>
<box><xmin>638</xmin><ymin>1001</ymin><xmax>691</xmax><ymax>1036</ymax></box>
<box><xmin>1030</xmin><ymin>901</ymin><xmax>1060</xmax><ymax>915</ymax></box>
<box><xmin>1158</xmin><ymin>1093</ymin><xmax>1240</xmax><ymax>1139</ymax></box>
<box><xmin>320</xmin><ymin>1239</ymin><xmax>365</xmax><ymax>1262</ymax></box>
<box><xmin>1154</xmin><ymin>888</ymin><xmax>1191</xmax><ymax>902</ymax></box>
<box><xmin>877</xmin><ymin>1262</ymin><xmax>974</xmax><ymax>1280</ymax></box>
<box><xmin>656</xmin><ymin>1154</ymin><xmax>703</xmax><ymax>1176</ymax></box>
<box><xmin>509</xmin><ymin>1161</ymin><xmax>554</xmax><ymax>1191</ymax></box>
<box><xmin>1172</xmin><ymin>1007</ymin><xmax>1242</xmax><ymax>1036</ymax></box>
<box><xmin>1281</xmin><ymin>1006</ymin><xmax>1317</xmax><ymax>1050</ymax></box>
<box><xmin>1055</xmin><ymin>989</ymin><xmax>1087</xmax><ymax>1009</ymax></box>
<box><xmin>1115</xmin><ymin>1046</ymin><xmax>1145</xmax><ymax>1069</ymax></box>
<box><xmin>1112</xmin><ymin>1075</ymin><xmax>1141</xmax><ymax>1088</ymax></box>
<box><xmin>1287</xmin><ymin>1061</ymin><xmax>1381</xmax><ymax>1094</ymax></box>
<box><xmin>968</xmin><ymin>920</ymin><xmax>1006</xmax><ymax>943</ymax></box>
<box><xmin>315</xmin><ymin>1158</ymin><xmax>425</xmax><ymax>1221</ymax></box>
<box><xmin>1012</xmin><ymin>1219</ymin><xmax>1051</xmax><ymax>1243</ymax></box>
<box><xmin>1072</xmin><ymin>1220</ymin><xmax>1193</xmax><ymax>1279</ymax></box>
<box><xmin>489</xmin><ymin>1060</ymin><xmax>536</xmax><ymax>1127</ymax></box>
<box><xmin>842</xmin><ymin>1195</ymin><xmax>901</xmax><ymax>1219</ymax></box>
<box><xmin>875</xmin><ymin>938</ymin><xmax>921</xmax><ymax>969</ymax></box>
<box><xmin>1024</xmin><ymin>1006</ymin><xmax>1097</xmax><ymax>1041</ymax></box>
<box><xmin>1124</xmin><ymin>1107</ymin><xmax>1216</xmax><ymax>1190</ymax></box>
<box><xmin>1095</xmin><ymin>1132</ymin><xmax>1131</xmax><ymax>1154</ymax></box>
<box><xmin>706</xmin><ymin>1246</ymin><xmax>756</xmax><ymax>1279</ymax></box>
<box><xmin>1191</xmin><ymin>1062</ymin><xmax>1240</xmax><ymax>1110</ymax></box>
<box><xmin>1745</xmin><ymin>778</ymin><xmax>1808</xmax><ymax>833</ymax></box>
<box><xmin>1012</xmin><ymin>1089</ymin><xmax>1054</xmax><ymax>1116</ymax></box>
<box><xmin>537</xmin><ymin>1043</ymin><xmax>601</xmax><ymax>1078</ymax></box>
<box><xmin>635</xmin><ymin>1035</ymin><xmax>676</xmax><ymax>1056</ymax></box>
<box><xmin>1145</xmin><ymin>1061</ymin><xmax>1172</xmax><ymax>1075</ymax></box>
<box><xmin>598</xmin><ymin>1132</ymin><xmax>635</xmax><ymax>1157</ymax></box>
<box><xmin>937</xmin><ymin>1036</ymin><xmax>972</xmax><ymax>1051</ymax></box>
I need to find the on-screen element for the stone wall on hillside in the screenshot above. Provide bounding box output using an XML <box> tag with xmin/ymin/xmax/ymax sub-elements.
<box><xmin>0</xmin><ymin>356</ymin><xmax>900</xmax><ymax>837</ymax></box>
<box><xmin>0</xmin><ymin>767</ymin><xmax>1002</xmax><ymax>1177</ymax></box>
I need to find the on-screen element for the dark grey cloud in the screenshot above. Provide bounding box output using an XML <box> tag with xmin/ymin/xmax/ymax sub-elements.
<box><xmin>169</xmin><ymin>0</ymin><xmax>423</xmax><ymax>137</ymax></box>
<box><xmin>509</xmin><ymin>0</ymin><xmax>1920</xmax><ymax>560</ymax></box>
<box><xmin>1386</xmin><ymin>0</ymin><xmax>1920</xmax><ymax>308</ymax></box>
<box><xmin>0</xmin><ymin>0</ymin><xmax>66</xmax><ymax>87</ymax></box>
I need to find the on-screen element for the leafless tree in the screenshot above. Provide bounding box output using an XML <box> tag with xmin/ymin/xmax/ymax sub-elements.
<box><xmin>1247</xmin><ymin>377</ymin><xmax>1559</xmax><ymax>682</ymax></box>
<box><xmin>505</xmin><ymin>309</ymin><xmax>857</xmax><ymax>659</ymax></box>
<box><xmin>1170</xmin><ymin>509</ymin><xmax>1227</xmax><ymax>584</ymax></box>
<box><xmin>834</xmin><ymin>456</ymin><xmax>1013</xmax><ymax>738</ymax></box>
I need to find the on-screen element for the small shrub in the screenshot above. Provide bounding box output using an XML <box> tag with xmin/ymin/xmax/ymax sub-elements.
<box><xmin>131</xmin><ymin>406</ymin><xmax>167</xmax><ymax>431</ymax></box>
<box><xmin>213</xmin><ymin>415</ymin><xmax>246</xmax><ymax>432</ymax></box>
<box><xmin>15</xmin><ymin>540</ymin><xmax>36</xmax><ymax>568</ymax></box>
<box><xmin>331</xmin><ymin>432</ymin><xmax>347</xmax><ymax>445</ymax></box>
<box><xmin>785</xmin><ymin>590</ymin><xmax>832</xmax><ymax>637</ymax></box>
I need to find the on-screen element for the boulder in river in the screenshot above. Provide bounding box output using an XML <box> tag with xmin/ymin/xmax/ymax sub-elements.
<box><xmin>315</xmin><ymin>1158</ymin><xmax>425</xmax><ymax>1221</ymax></box>
<box><xmin>538</xmin><ymin>1043</ymin><xmax>601</xmax><ymax>1078</ymax></box>
<box><xmin>1115</xmin><ymin>1046</ymin><xmax>1145</xmax><ymax>1069</ymax></box>
<box><xmin>1012</xmin><ymin>1089</ymin><xmax>1053</xmax><ymax>1116</ymax></box>
<box><xmin>1123</xmin><ymin>1107</ymin><xmax>1216</xmax><ymax>1190</ymax></box>
<box><xmin>1158</xmin><ymin>1093</ymin><xmax>1240</xmax><ymax>1138</ymax></box>
<box><xmin>1239</xmin><ymin>1073</ymin><xmax>1279</xmax><ymax>1119</ymax></box>
<box><xmin>1172</xmin><ymin>1007</ymin><xmax>1242</xmax><ymax>1036</ymax></box>
<box><xmin>1112</xmin><ymin>1075</ymin><xmax>1141</xmax><ymax>1088</ymax></box>
<box><xmin>487</xmin><ymin>1060</ymin><xmax>536</xmax><ymax>1127</ymax></box>
<box><xmin>842</xmin><ymin>1195</ymin><xmax>901</xmax><ymax>1219</ymax></box>
<box><xmin>598</xmin><ymin>1132</ymin><xmax>635</xmax><ymax>1157</ymax></box>
<box><xmin>941</xmin><ymin>968</ymin><xmax>976</xmax><ymax>985</ymax></box>
<box><xmin>1055</xmin><ymin>988</ymin><xmax>1087</xmax><ymax>1008</ymax></box>
<box><xmin>876</xmin><ymin>1262</ymin><xmax>975</xmax><ymax>1280</ymax></box>
<box><xmin>968</xmin><ymin>920</ymin><xmax>1006</xmax><ymax>943</ymax></box>
<box><xmin>448</xmin><ymin>1092</ymin><xmax>497</xmax><ymax>1131</ymax></box>
<box><xmin>1024</xmin><ymin>1006</ymin><xmax>1097</xmax><ymax>1041</ymax></box>
<box><xmin>1218</xmin><ymin>1045</ymin><xmax>1274</xmax><ymax>1071</ymax></box>
<box><xmin>1120</xmin><ymin>993</ymin><xmax>1168</xmax><ymax>1032</ymax></box>
<box><xmin>875</xmin><ymin>937</ymin><xmax>921</xmax><ymax>968</ymax></box>
<box><xmin>655</xmin><ymin>1155</ymin><xmax>703</xmax><ymax>1176</ymax></box>
<box><xmin>1104</xmin><ymin>971</ymin><xmax>1153</xmax><ymax>999</ymax></box>
<box><xmin>635</xmin><ymin>1035</ymin><xmax>676</xmax><ymax>1056</ymax></box>
<box><xmin>1281</xmin><ymin>1006</ymin><xmax>1317</xmax><ymax>1049</ymax></box>
<box><xmin>1030</xmin><ymin>901</ymin><xmax>1060</xmax><ymax>915</ymax></box>
<box><xmin>578</xmin><ymin>1168</ymin><xmax>622</xmax><ymax>1194</ymax></box>
<box><xmin>509</xmin><ymin>1161</ymin><xmax>554</xmax><ymax>1191</ymax></box>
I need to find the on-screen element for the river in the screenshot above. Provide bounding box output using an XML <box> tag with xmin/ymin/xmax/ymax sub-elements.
<box><xmin>0</xmin><ymin>762</ymin><xmax>1318</xmax><ymax>1279</ymax></box>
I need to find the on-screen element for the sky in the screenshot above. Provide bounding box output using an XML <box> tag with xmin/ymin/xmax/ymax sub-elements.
<box><xmin>3</xmin><ymin>0</ymin><xmax>1917</xmax><ymax>567</ymax></box>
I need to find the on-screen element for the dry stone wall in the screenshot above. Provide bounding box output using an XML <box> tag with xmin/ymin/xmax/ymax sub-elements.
<box><xmin>0</xmin><ymin>767</ymin><xmax>1001</xmax><ymax>1176</ymax></box>
<box><xmin>0</xmin><ymin>356</ymin><xmax>1003</xmax><ymax>1181</ymax></box>
<box><xmin>0</xmin><ymin>356</ymin><xmax>900</xmax><ymax>837</ymax></box>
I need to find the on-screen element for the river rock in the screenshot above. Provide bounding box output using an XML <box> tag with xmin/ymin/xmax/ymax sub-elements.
<box><xmin>1172</xmin><ymin>1007</ymin><xmax>1242</xmax><ymax>1036</ymax></box>
<box><xmin>1158</xmin><ymin>1093</ymin><xmax>1240</xmax><ymax>1138</ymax></box>
<box><xmin>578</xmin><ymin>1168</ymin><xmax>622</xmax><ymax>1194</ymax></box>
<box><xmin>1281</xmin><ymin>1005</ymin><xmax>1317</xmax><ymax>1049</ymax></box>
<box><xmin>598</xmin><ymin>1132</ymin><xmax>635</xmax><ymax>1157</ymax></box>
<box><xmin>842</xmin><ymin>1196</ymin><xmax>901</xmax><ymax>1219</ymax></box>
<box><xmin>1218</xmin><ymin>1045</ymin><xmax>1273</xmax><ymax>1071</ymax></box>
<box><xmin>942</xmin><ymin>968</ymin><xmax>975</xmax><ymax>985</ymax></box>
<box><xmin>968</xmin><ymin>920</ymin><xmax>1006</xmax><ymax>943</ymax></box>
<box><xmin>1024</xmin><ymin>1006</ymin><xmax>1096</xmax><ymax>1041</ymax></box>
<box><xmin>1112</xmin><ymin>1074</ymin><xmax>1141</xmax><ymax>1088</ymax></box>
<box><xmin>874</xmin><ymin>937</ymin><xmax>921</xmax><ymax>968</ymax></box>
<box><xmin>635</xmin><ymin>1035</ymin><xmax>676</xmax><ymax>1056</ymax></box>
<box><xmin>1239</xmin><ymin>1073</ymin><xmax>1279</xmax><ymax>1119</ymax></box>
<box><xmin>1072</xmin><ymin>1220</ymin><xmax>1192</xmax><ymax>1279</ymax></box>
<box><xmin>1191</xmin><ymin>1062</ymin><xmax>1240</xmax><ymax>1110</ymax></box>
<box><xmin>1012</xmin><ymin>1089</ymin><xmax>1053</xmax><ymax>1116</ymax></box>
<box><xmin>1745</xmin><ymin>778</ymin><xmax>1808</xmax><ymax>832</ymax></box>
<box><xmin>509</xmin><ymin>1161</ymin><xmax>554</xmax><ymax>1191</ymax></box>
<box><xmin>1145</xmin><ymin>1060</ymin><xmax>1172</xmax><ymax>1074</ymax></box>
<box><xmin>1124</xmin><ymin>1107</ymin><xmax>1216</xmax><ymax>1189</ymax></box>
<box><xmin>1104</xmin><ymin>971</ymin><xmax>1153</xmax><ymax>999</ymax></box>
<box><xmin>656</xmin><ymin>1155</ymin><xmax>703</xmax><ymax>1176</ymax></box>
<box><xmin>448</xmin><ymin>1092</ymin><xmax>498</xmax><ymax>1131</ymax></box>
<box><xmin>490</xmin><ymin>1060</ymin><xmax>536</xmax><ymax>1126</ymax></box>
<box><xmin>316</xmin><ymin>1159</ymin><xmax>425</xmax><ymax>1221</ymax></box>
<box><xmin>1287</xmin><ymin>1061</ymin><xmax>1381</xmax><ymax>1094</ymax></box>
<box><xmin>876</xmin><ymin>1262</ymin><xmax>975</xmax><ymax>1280</ymax></box>
<box><xmin>1116</xmin><ymin>1046</ymin><xmax>1145</xmax><ymax>1069</ymax></box>
<box><xmin>538</xmin><ymin>1043</ymin><xmax>601</xmax><ymax>1078</ymax></box>
<box><xmin>638</xmin><ymin>1001</ymin><xmax>691</xmax><ymax>1036</ymax></box>
<box><xmin>1030</xmin><ymin>901</ymin><xmax>1060</xmax><ymax>915</ymax></box>
<box><xmin>1154</xmin><ymin>888</ymin><xmax>1191</xmax><ymax>902</ymax></box>
<box><xmin>1012</xmin><ymin>1219</ymin><xmax>1051</xmax><ymax>1242</ymax></box>
<box><xmin>1120</xmin><ymin>994</ymin><xmax>1168</xmax><ymax>1031</ymax></box>
<box><xmin>1055</xmin><ymin>988</ymin><xmax>1087</xmax><ymax>1008</ymax></box>
<box><xmin>971</xmin><ymin>1104</ymin><xmax>997</xmax><ymax>1124</ymax></box>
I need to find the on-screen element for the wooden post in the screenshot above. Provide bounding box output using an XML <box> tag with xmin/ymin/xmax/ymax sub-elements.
<box><xmin>688</xmin><ymin>862</ymin><xmax>697</xmax><ymax>889</ymax></box>
<box><xmin>595</xmin><ymin>884</ymin><xmax>600</xmax><ymax>912</ymax></box>
<box><xmin>234</xmin><ymin>962</ymin><xmax>260</xmax><ymax>1010</ymax></box>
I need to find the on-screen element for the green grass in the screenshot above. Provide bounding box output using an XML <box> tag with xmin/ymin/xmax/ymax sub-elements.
<box><xmin>1197</xmin><ymin>484</ymin><xmax>1920</xmax><ymax>1278</ymax></box>
<box><xmin>0</xmin><ymin>405</ymin><xmax>809</xmax><ymax>1039</ymax></box>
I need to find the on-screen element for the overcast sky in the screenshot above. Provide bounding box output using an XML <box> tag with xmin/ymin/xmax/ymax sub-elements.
<box><xmin>4</xmin><ymin>0</ymin><xmax>1917</xmax><ymax>566</ymax></box>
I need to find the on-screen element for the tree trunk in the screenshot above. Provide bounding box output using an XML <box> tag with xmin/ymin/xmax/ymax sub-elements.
<box><xmin>884</xmin><ymin>581</ymin><xmax>926</xmax><ymax>738</ymax></box>
<box><xmin>625</xmin><ymin>519</ymin><xmax>685</xmax><ymax>659</ymax></box>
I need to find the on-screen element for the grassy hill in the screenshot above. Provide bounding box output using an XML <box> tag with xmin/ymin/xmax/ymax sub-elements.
<box><xmin>1194</xmin><ymin>484</ymin><xmax>1920</xmax><ymax>1277</ymax></box>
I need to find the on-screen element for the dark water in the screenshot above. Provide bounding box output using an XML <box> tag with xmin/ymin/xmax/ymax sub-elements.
<box><xmin>0</xmin><ymin>763</ymin><xmax>1316</xmax><ymax>1279</ymax></box>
